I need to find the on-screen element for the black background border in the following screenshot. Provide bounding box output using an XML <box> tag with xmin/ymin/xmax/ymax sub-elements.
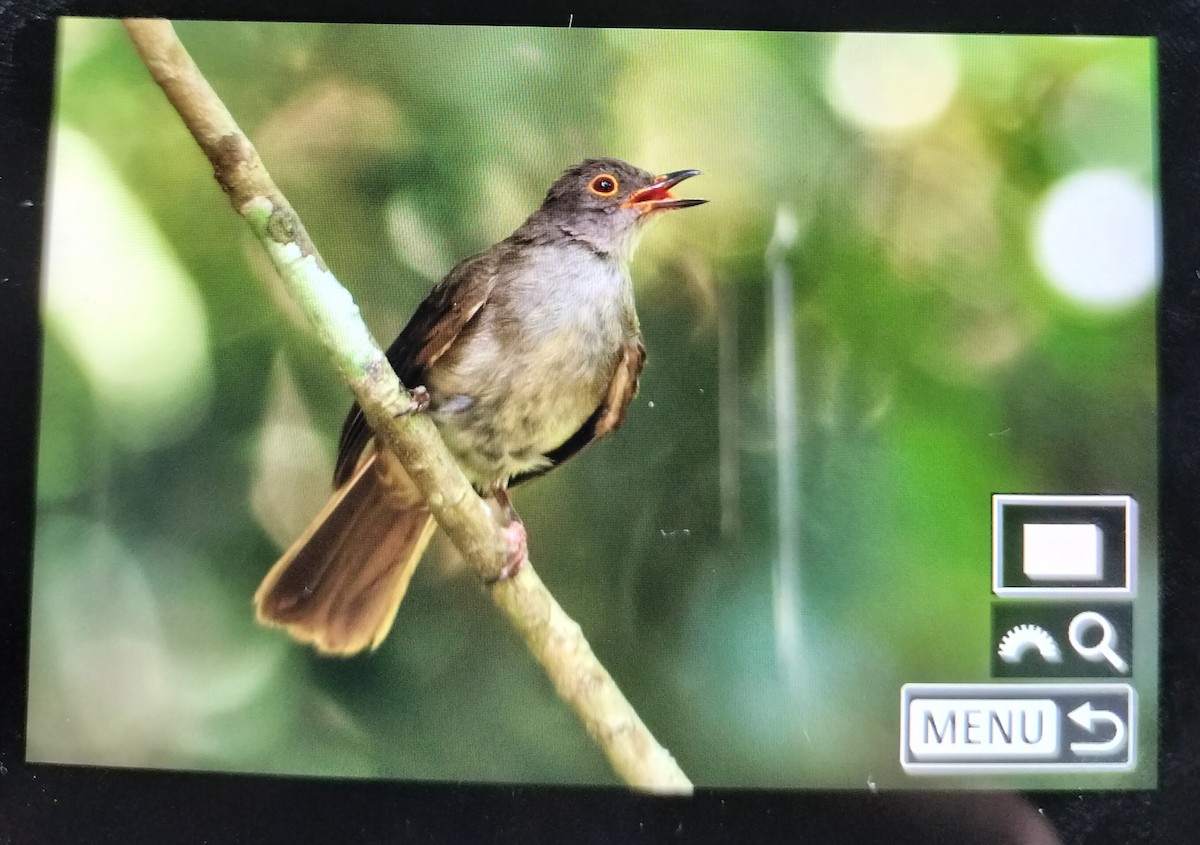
<box><xmin>3</xmin><ymin>2</ymin><xmax>1198</xmax><ymax>842</ymax></box>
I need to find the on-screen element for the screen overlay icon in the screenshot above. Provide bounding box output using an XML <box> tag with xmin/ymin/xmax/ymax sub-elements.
<box><xmin>991</xmin><ymin>603</ymin><xmax>1132</xmax><ymax>679</ymax></box>
<box><xmin>993</xmin><ymin>495</ymin><xmax>1137</xmax><ymax>598</ymax></box>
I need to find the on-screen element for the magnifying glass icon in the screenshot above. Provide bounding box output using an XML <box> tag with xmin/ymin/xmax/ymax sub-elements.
<box><xmin>1068</xmin><ymin>611</ymin><xmax>1129</xmax><ymax>673</ymax></box>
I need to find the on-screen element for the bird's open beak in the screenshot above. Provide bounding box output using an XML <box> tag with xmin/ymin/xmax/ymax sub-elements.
<box><xmin>623</xmin><ymin>169</ymin><xmax>707</xmax><ymax>213</ymax></box>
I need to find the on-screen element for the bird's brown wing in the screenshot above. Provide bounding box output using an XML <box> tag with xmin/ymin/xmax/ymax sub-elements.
<box><xmin>510</xmin><ymin>339</ymin><xmax>647</xmax><ymax>488</ymax></box>
<box><xmin>334</xmin><ymin>250</ymin><xmax>500</xmax><ymax>486</ymax></box>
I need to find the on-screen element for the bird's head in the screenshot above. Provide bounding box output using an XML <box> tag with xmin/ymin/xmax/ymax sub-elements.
<box><xmin>525</xmin><ymin>158</ymin><xmax>706</xmax><ymax>258</ymax></box>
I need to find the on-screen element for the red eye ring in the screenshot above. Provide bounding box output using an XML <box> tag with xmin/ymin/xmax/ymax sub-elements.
<box><xmin>589</xmin><ymin>174</ymin><xmax>619</xmax><ymax>197</ymax></box>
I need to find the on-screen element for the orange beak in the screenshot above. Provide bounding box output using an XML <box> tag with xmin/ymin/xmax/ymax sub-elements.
<box><xmin>623</xmin><ymin>169</ymin><xmax>707</xmax><ymax>213</ymax></box>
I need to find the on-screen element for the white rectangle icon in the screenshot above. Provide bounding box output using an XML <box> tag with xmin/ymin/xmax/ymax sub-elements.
<box><xmin>1022</xmin><ymin>522</ymin><xmax>1103</xmax><ymax>580</ymax></box>
<box><xmin>992</xmin><ymin>494</ymin><xmax>1137</xmax><ymax>598</ymax></box>
<box><xmin>908</xmin><ymin>698</ymin><xmax>1060</xmax><ymax>760</ymax></box>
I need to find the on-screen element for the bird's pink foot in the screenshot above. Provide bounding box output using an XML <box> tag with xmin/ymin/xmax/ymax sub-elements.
<box><xmin>487</xmin><ymin>521</ymin><xmax>527</xmax><ymax>583</ymax></box>
<box><xmin>397</xmin><ymin>385</ymin><xmax>430</xmax><ymax>416</ymax></box>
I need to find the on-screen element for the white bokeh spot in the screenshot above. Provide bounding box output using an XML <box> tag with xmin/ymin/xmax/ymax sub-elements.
<box><xmin>44</xmin><ymin>127</ymin><xmax>213</xmax><ymax>448</ymax></box>
<box><xmin>826</xmin><ymin>33</ymin><xmax>960</xmax><ymax>132</ymax></box>
<box><xmin>1033</xmin><ymin>169</ymin><xmax>1158</xmax><ymax>309</ymax></box>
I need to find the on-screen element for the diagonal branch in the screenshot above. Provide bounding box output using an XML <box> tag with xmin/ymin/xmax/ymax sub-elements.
<box><xmin>121</xmin><ymin>17</ymin><xmax>691</xmax><ymax>794</ymax></box>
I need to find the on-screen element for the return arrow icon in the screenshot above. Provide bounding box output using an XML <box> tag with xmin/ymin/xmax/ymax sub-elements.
<box><xmin>1068</xmin><ymin>701</ymin><xmax>1127</xmax><ymax>756</ymax></box>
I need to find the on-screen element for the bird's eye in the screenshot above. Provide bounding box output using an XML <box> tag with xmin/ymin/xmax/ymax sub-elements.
<box><xmin>588</xmin><ymin>174</ymin><xmax>619</xmax><ymax>197</ymax></box>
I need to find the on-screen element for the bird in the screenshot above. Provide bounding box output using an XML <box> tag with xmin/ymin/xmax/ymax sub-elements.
<box><xmin>254</xmin><ymin>158</ymin><xmax>706</xmax><ymax>655</ymax></box>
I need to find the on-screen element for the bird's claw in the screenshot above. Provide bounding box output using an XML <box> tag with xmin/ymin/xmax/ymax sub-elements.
<box><xmin>397</xmin><ymin>385</ymin><xmax>430</xmax><ymax>416</ymax></box>
<box><xmin>485</xmin><ymin>521</ymin><xmax>527</xmax><ymax>584</ymax></box>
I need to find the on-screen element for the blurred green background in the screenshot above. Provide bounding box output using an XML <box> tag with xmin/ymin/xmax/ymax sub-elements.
<box><xmin>29</xmin><ymin>20</ymin><xmax>1158</xmax><ymax>789</ymax></box>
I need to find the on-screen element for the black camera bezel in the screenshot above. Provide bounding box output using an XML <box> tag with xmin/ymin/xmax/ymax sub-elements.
<box><xmin>2</xmin><ymin>2</ymin><xmax>1195</xmax><ymax>842</ymax></box>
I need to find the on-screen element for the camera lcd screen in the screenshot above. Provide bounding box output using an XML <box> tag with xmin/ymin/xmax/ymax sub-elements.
<box><xmin>28</xmin><ymin>18</ymin><xmax>1158</xmax><ymax>791</ymax></box>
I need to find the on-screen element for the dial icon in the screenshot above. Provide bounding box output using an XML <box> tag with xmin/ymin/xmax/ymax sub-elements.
<box><xmin>998</xmin><ymin>624</ymin><xmax>1064</xmax><ymax>664</ymax></box>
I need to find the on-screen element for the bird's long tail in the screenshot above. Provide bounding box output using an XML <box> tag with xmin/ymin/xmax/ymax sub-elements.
<box><xmin>254</xmin><ymin>446</ymin><xmax>436</xmax><ymax>656</ymax></box>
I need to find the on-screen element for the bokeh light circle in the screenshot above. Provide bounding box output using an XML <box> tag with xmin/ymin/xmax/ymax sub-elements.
<box><xmin>44</xmin><ymin>127</ymin><xmax>214</xmax><ymax>448</ymax></box>
<box><xmin>825</xmin><ymin>33</ymin><xmax>960</xmax><ymax>132</ymax></box>
<box><xmin>1032</xmin><ymin>169</ymin><xmax>1158</xmax><ymax>309</ymax></box>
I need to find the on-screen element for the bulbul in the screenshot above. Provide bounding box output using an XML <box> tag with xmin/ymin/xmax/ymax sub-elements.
<box><xmin>254</xmin><ymin>158</ymin><xmax>706</xmax><ymax>655</ymax></box>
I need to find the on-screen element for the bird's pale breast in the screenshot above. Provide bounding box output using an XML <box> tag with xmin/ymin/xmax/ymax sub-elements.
<box><xmin>425</xmin><ymin>244</ymin><xmax>638</xmax><ymax>488</ymax></box>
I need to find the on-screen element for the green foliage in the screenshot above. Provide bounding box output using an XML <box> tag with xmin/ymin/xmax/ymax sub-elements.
<box><xmin>30</xmin><ymin>19</ymin><xmax>1157</xmax><ymax>789</ymax></box>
